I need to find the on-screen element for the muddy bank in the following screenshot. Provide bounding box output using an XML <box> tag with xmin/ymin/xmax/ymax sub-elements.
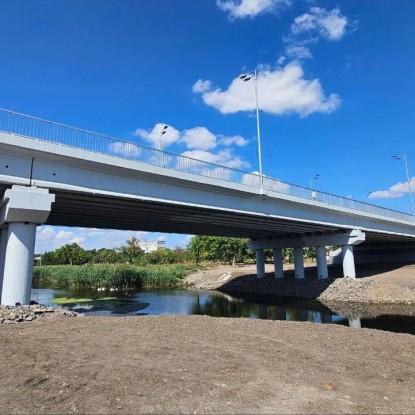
<box><xmin>1</xmin><ymin>315</ymin><xmax>414</xmax><ymax>414</ymax></box>
<box><xmin>185</xmin><ymin>264</ymin><xmax>415</xmax><ymax>304</ymax></box>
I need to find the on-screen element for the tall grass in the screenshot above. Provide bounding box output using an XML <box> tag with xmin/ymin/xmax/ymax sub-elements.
<box><xmin>33</xmin><ymin>264</ymin><xmax>196</xmax><ymax>290</ymax></box>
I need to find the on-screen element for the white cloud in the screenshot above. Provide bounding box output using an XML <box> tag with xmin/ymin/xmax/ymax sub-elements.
<box><xmin>368</xmin><ymin>178</ymin><xmax>415</xmax><ymax>199</ymax></box>
<box><xmin>37</xmin><ymin>226</ymin><xmax>55</xmax><ymax>242</ymax></box>
<box><xmin>181</xmin><ymin>127</ymin><xmax>217</xmax><ymax>150</ymax></box>
<box><xmin>192</xmin><ymin>79</ymin><xmax>212</xmax><ymax>93</ymax></box>
<box><xmin>134</xmin><ymin>122</ymin><xmax>249</xmax><ymax>154</ymax></box>
<box><xmin>56</xmin><ymin>230</ymin><xmax>74</xmax><ymax>240</ymax></box>
<box><xmin>218</xmin><ymin>135</ymin><xmax>249</xmax><ymax>147</ymax></box>
<box><xmin>285</xmin><ymin>45</ymin><xmax>312</xmax><ymax>60</ymax></box>
<box><xmin>35</xmin><ymin>226</ymin><xmax>154</xmax><ymax>252</ymax></box>
<box><xmin>193</xmin><ymin>62</ymin><xmax>340</xmax><ymax>116</ymax></box>
<box><xmin>70</xmin><ymin>236</ymin><xmax>86</xmax><ymax>245</ymax></box>
<box><xmin>134</xmin><ymin>123</ymin><xmax>181</xmax><ymax>150</ymax></box>
<box><xmin>109</xmin><ymin>142</ymin><xmax>141</xmax><ymax>157</ymax></box>
<box><xmin>217</xmin><ymin>0</ymin><xmax>291</xmax><ymax>20</ymax></box>
<box><xmin>290</xmin><ymin>7</ymin><xmax>349</xmax><ymax>41</ymax></box>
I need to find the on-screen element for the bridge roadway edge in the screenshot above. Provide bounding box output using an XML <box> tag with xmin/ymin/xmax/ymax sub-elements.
<box><xmin>0</xmin><ymin>132</ymin><xmax>415</xmax><ymax>241</ymax></box>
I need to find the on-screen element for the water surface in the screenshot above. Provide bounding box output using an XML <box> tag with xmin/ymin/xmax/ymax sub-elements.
<box><xmin>31</xmin><ymin>288</ymin><xmax>415</xmax><ymax>335</ymax></box>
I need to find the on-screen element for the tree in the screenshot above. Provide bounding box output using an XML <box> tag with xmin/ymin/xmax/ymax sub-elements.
<box><xmin>93</xmin><ymin>248</ymin><xmax>123</xmax><ymax>264</ymax></box>
<box><xmin>187</xmin><ymin>235</ymin><xmax>250</xmax><ymax>266</ymax></box>
<box><xmin>43</xmin><ymin>243</ymin><xmax>92</xmax><ymax>265</ymax></box>
<box><xmin>120</xmin><ymin>237</ymin><xmax>144</xmax><ymax>264</ymax></box>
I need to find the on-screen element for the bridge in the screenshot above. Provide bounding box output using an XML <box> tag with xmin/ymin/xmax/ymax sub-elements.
<box><xmin>0</xmin><ymin>108</ymin><xmax>414</xmax><ymax>305</ymax></box>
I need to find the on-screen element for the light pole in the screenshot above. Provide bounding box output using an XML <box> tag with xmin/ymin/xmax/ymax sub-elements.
<box><xmin>392</xmin><ymin>154</ymin><xmax>415</xmax><ymax>216</ymax></box>
<box><xmin>239</xmin><ymin>69</ymin><xmax>264</xmax><ymax>192</ymax></box>
<box><xmin>310</xmin><ymin>174</ymin><xmax>320</xmax><ymax>190</ymax></box>
<box><xmin>159</xmin><ymin>125</ymin><xmax>168</xmax><ymax>151</ymax></box>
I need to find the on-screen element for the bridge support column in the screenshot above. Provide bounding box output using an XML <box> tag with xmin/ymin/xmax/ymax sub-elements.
<box><xmin>0</xmin><ymin>186</ymin><xmax>54</xmax><ymax>305</ymax></box>
<box><xmin>348</xmin><ymin>318</ymin><xmax>361</xmax><ymax>328</ymax></box>
<box><xmin>342</xmin><ymin>245</ymin><xmax>356</xmax><ymax>278</ymax></box>
<box><xmin>255</xmin><ymin>249</ymin><xmax>265</xmax><ymax>278</ymax></box>
<box><xmin>1</xmin><ymin>223</ymin><xmax>37</xmax><ymax>306</ymax></box>
<box><xmin>293</xmin><ymin>247</ymin><xmax>304</xmax><ymax>279</ymax></box>
<box><xmin>316</xmin><ymin>246</ymin><xmax>328</xmax><ymax>279</ymax></box>
<box><xmin>0</xmin><ymin>227</ymin><xmax>8</xmax><ymax>299</ymax></box>
<box><xmin>273</xmin><ymin>248</ymin><xmax>284</xmax><ymax>278</ymax></box>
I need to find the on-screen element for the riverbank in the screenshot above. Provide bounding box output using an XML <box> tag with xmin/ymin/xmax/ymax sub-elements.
<box><xmin>0</xmin><ymin>315</ymin><xmax>413</xmax><ymax>414</ymax></box>
<box><xmin>185</xmin><ymin>263</ymin><xmax>415</xmax><ymax>304</ymax></box>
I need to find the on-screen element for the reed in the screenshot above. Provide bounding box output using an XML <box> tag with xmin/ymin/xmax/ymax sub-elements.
<box><xmin>33</xmin><ymin>264</ymin><xmax>195</xmax><ymax>290</ymax></box>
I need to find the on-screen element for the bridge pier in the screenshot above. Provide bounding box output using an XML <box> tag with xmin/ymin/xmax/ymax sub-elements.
<box><xmin>248</xmin><ymin>230</ymin><xmax>366</xmax><ymax>280</ymax></box>
<box><xmin>342</xmin><ymin>245</ymin><xmax>356</xmax><ymax>278</ymax></box>
<box><xmin>273</xmin><ymin>248</ymin><xmax>284</xmax><ymax>278</ymax></box>
<box><xmin>293</xmin><ymin>247</ymin><xmax>305</xmax><ymax>279</ymax></box>
<box><xmin>0</xmin><ymin>226</ymin><xmax>8</xmax><ymax>299</ymax></box>
<box><xmin>255</xmin><ymin>249</ymin><xmax>265</xmax><ymax>278</ymax></box>
<box><xmin>348</xmin><ymin>318</ymin><xmax>361</xmax><ymax>328</ymax></box>
<box><xmin>0</xmin><ymin>186</ymin><xmax>54</xmax><ymax>306</ymax></box>
<box><xmin>316</xmin><ymin>246</ymin><xmax>328</xmax><ymax>279</ymax></box>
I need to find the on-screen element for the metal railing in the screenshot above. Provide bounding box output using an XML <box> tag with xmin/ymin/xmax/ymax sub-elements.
<box><xmin>0</xmin><ymin>108</ymin><xmax>414</xmax><ymax>224</ymax></box>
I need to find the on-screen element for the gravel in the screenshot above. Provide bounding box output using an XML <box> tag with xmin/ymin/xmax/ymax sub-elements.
<box><xmin>0</xmin><ymin>303</ymin><xmax>80</xmax><ymax>325</ymax></box>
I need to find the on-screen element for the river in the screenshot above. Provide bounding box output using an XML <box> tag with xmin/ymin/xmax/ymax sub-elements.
<box><xmin>30</xmin><ymin>287</ymin><xmax>415</xmax><ymax>334</ymax></box>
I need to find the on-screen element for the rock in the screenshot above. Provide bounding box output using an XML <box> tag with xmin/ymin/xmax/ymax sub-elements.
<box><xmin>26</xmin><ymin>316</ymin><xmax>34</xmax><ymax>321</ymax></box>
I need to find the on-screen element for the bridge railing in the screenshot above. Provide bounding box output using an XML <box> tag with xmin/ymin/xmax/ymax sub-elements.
<box><xmin>0</xmin><ymin>108</ymin><xmax>414</xmax><ymax>224</ymax></box>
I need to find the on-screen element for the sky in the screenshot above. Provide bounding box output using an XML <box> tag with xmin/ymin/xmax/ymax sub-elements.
<box><xmin>0</xmin><ymin>0</ymin><xmax>414</xmax><ymax>252</ymax></box>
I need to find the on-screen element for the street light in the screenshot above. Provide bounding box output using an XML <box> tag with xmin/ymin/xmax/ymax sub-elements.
<box><xmin>239</xmin><ymin>69</ymin><xmax>264</xmax><ymax>192</ymax></box>
<box><xmin>310</xmin><ymin>174</ymin><xmax>320</xmax><ymax>190</ymax></box>
<box><xmin>159</xmin><ymin>125</ymin><xmax>169</xmax><ymax>151</ymax></box>
<box><xmin>392</xmin><ymin>154</ymin><xmax>415</xmax><ymax>216</ymax></box>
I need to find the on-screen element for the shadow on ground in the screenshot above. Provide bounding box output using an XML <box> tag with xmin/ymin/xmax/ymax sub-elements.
<box><xmin>217</xmin><ymin>263</ymin><xmax>410</xmax><ymax>299</ymax></box>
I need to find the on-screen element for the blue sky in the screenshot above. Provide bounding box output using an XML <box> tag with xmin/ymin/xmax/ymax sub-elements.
<box><xmin>0</xmin><ymin>0</ymin><xmax>414</xmax><ymax>252</ymax></box>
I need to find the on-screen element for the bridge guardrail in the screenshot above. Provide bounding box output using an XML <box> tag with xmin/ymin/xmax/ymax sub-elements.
<box><xmin>0</xmin><ymin>108</ymin><xmax>413</xmax><ymax>224</ymax></box>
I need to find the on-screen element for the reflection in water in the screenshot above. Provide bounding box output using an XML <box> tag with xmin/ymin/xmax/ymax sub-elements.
<box><xmin>30</xmin><ymin>288</ymin><xmax>415</xmax><ymax>334</ymax></box>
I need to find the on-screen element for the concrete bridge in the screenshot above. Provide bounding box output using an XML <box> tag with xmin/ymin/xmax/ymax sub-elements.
<box><xmin>0</xmin><ymin>108</ymin><xmax>414</xmax><ymax>305</ymax></box>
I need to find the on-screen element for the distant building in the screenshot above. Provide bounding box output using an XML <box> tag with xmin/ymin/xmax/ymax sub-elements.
<box><xmin>138</xmin><ymin>239</ymin><xmax>166</xmax><ymax>253</ymax></box>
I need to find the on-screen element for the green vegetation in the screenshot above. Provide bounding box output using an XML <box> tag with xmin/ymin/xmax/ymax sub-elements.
<box><xmin>34</xmin><ymin>236</ymin><xmax>328</xmax><ymax>291</ymax></box>
<box><xmin>33</xmin><ymin>264</ymin><xmax>196</xmax><ymax>290</ymax></box>
<box><xmin>40</xmin><ymin>237</ymin><xmax>193</xmax><ymax>266</ymax></box>
<box><xmin>51</xmin><ymin>296</ymin><xmax>117</xmax><ymax>305</ymax></box>
<box><xmin>187</xmin><ymin>235</ymin><xmax>253</xmax><ymax>265</ymax></box>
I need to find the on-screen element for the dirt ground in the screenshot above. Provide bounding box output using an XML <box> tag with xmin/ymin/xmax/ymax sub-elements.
<box><xmin>1</xmin><ymin>315</ymin><xmax>414</xmax><ymax>414</ymax></box>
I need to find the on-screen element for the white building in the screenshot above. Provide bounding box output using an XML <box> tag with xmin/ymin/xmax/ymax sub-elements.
<box><xmin>138</xmin><ymin>239</ymin><xmax>166</xmax><ymax>253</ymax></box>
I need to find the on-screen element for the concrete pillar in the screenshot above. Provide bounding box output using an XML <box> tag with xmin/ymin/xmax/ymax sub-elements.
<box><xmin>255</xmin><ymin>249</ymin><xmax>265</xmax><ymax>278</ymax></box>
<box><xmin>316</xmin><ymin>246</ymin><xmax>328</xmax><ymax>279</ymax></box>
<box><xmin>0</xmin><ymin>186</ymin><xmax>54</xmax><ymax>305</ymax></box>
<box><xmin>273</xmin><ymin>248</ymin><xmax>284</xmax><ymax>278</ymax></box>
<box><xmin>348</xmin><ymin>318</ymin><xmax>361</xmax><ymax>328</ymax></box>
<box><xmin>258</xmin><ymin>304</ymin><xmax>268</xmax><ymax>319</ymax></box>
<box><xmin>293</xmin><ymin>247</ymin><xmax>304</xmax><ymax>279</ymax></box>
<box><xmin>342</xmin><ymin>245</ymin><xmax>356</xmax><ymax>278</ymax></box>
<box><xmin>1</xmin><ymin>223</ymin><xmax>37</xmax><ymax>306</ymax></box>
<box><xmin>0</xmin><ymin>227</ymin><xmax>9</xmax><ymax>299</ymax></box>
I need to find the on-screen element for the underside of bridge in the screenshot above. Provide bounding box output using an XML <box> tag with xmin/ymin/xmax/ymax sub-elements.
<box><xmin>1</xmin><ymin>185</ymin><xmax>414</xmax><ymax>245</ymax></box>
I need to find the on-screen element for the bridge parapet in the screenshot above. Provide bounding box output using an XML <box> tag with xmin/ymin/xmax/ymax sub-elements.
<box><xmin>0</xmin><ymin>108</ymin><xmax>414</xmax><ymax>224</ymax></box>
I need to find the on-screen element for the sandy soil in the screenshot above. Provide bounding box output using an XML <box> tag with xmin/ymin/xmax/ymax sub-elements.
<box><xmin>1</xmin><ymin>315</ymin><xmax>414</xmax><ymax>414</ymax></box>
